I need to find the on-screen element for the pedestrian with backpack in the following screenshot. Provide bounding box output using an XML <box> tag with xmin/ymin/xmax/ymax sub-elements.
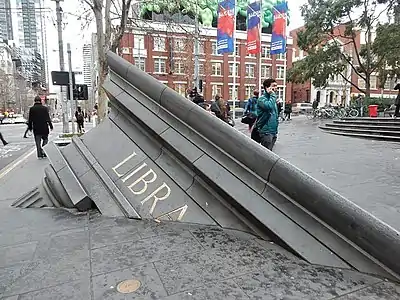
<box><xmin>242</xmin><ymin>90</ymin><xmax>259</xmax><ymax>130</ymax></box>
<box><xmin>75</xmin><ymin>106</ymin><xmax>85</xmax><ymax>134</ymax></box>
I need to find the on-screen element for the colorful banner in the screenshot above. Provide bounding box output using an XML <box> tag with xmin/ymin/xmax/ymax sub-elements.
<box><xmin>271</xmin><ymin>1</ymin><xmax>288</xmax><ymax>55</ymax></box>
<box><xmin>217</xmin><ymin>0</ymin><xmax>236</xmax><ymax>54</ymax></box>
<box><xmin>246</xmin><ymin>1</ymin><xmax>262</xmax><ymax>54</ymax></box>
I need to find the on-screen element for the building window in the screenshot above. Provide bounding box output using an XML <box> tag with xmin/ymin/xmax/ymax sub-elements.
<box><xmin>245</xmin><ymin>85</ymin><xmax>255</xmax><ymax>99</ymax></box>
<box><xmin>134</xmin><ymin>57</ymin><xmax>145</xmax><ymax>71</ymax></box>
<box><xmin>212</xmin><ymin>84</ymin><xmax>222</xmax><ymax>97</ymax></box>
<box><xmin>276</xmin><ymin>87</ymin><xmax>284</xmax><ymax>101</ymax></box>
<box><xmin>245</xmin><ymin>64</ymin><xmax>255</xmax><ymax>78</ymax></box>
<box><xmin>276</xmin><ymin>66</ymin><xmax>285</xmax><ymax>79</ymax></box>
<box><xmin>235</xmin><ymin>44</ymin><xmax>240</xmax><ymax>56</ymax></box>
<box><xmin>134</xmin><ymin>35</ymin><xmax>145</xmax><ymax>50</ymax></box>
<box><xmin>211</xmin><ymin>41</ymin><xmax>221</xmax><ymax>55</ymax></box>
<box><xmin>229</xmin><ymin>85</ymin><xmax>239</xmax><ymax>100</ymax></box>
<box><xmin>358</xmin><ymin>77</ymin><xmax>366</xmax><ymax>89</ymax></box>
<box><xmin>212</xmin><ymin>62</ymin><xmax>222</xmax><ymax>76</ymax></box>
<box><xmin>277</xmin><ymin>52</ymin><xmax>286</xmax><ymax>60</ymax></box>
<box><xmin>384</xmin><ymin>77</ymin><xmax>396</xmax><ymax>90</ymax></box>
<box><xmin>174</xmin><ymin>38</ymin><xmax>186</xmax><ymax>52</ymax></box>
<box><xmin>261</xmin><ymin>45</ymin><xmax>271</xmax><ymax>58</ymax></box>
<box><xmin>229</xmin><ymin>63</ymin><xmax>240</xmax><ymax>76</ymax></box>
<box><xmin>174</xmin><ymin>60</ymin><xmax>185</xmax><ymax>74</ymax></box>
<box><xmin>370</xmin><ymin>75</ymin><xmax>377</xmax><ymax>90</ymax></box>
<box><xmin>261</xmin><ymin>65</ymin><xmax>271</xmax><ymax>79</ymax></box>
<box><xmin>153</xmin><ymin>37</ymin><xmax>165</xmax><ymax>51</ymax></box>
<box><xmin>174</xmin><ymin>83</ymin><xmax>187</xmax><ymax>96</ymax></box>
<box><xmin>154</xmin><ymin>58</ymin><xmax>166</xmax><ymax>73</ymax></box>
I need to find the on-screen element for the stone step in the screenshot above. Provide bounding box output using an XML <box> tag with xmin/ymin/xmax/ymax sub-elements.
<box><xmin>320</xmin><ymin>127</ymin><xmax>400</xmax><ymax>142</ymax></box>
<box><xmin>321</xmin><ymin>125</ymin><xmax>400</xmax><ymax>137</ymax></box>
<box><xmin>326</xmin><ymin>123</ymin><xmax>400</xmax><ymax>131</ymax></box>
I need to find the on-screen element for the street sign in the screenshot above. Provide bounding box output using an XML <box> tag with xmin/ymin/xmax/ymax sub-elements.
<box><xmin>51</xmin><ymin>71</ymin><xmax>75</xmax><ymax>86</ymax></box>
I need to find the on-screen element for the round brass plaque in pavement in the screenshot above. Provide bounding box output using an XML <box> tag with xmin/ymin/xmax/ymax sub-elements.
<box><xmin>117</xmin><ymin>279</ymin><xmax>141</xmax><ymax>294</ymax></box>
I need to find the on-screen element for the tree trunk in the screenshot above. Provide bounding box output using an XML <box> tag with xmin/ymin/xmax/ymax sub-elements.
<box><xmin>365</xmin><ymin>76</ymin><xmax>371</xmax><ymax>99</ymax></box>
<box><xmin>94</xmin><ymin>3</ymin><xmax>108</xmax><ymax>123</ymax></box>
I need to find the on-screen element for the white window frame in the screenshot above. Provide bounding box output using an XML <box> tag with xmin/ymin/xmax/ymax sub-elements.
<box><xmin>261</xmin><ymin>45</ymin><xmax>271</xmax><ymax>58</ymax></box>
<box><xmin>261</xmin><ymin>64</ymin><xmax>272</xmax><ymax>79</ymax></box>
<box><xmin>174</xmin><ymin>38</ymin><xmax>186</xmax><ymax>52</ymax></box>
<box><xmin>154</xmin><ymin>58</ymin><xmax>167</xmax><ymax>74</ymax></box>
<box><xmin>174</xmin><ymin>60</ymin><xmax>185</xmax><ymax>74</ymax></box>
<box><xmin>245</xmin><ymin>63</ymin><xmax>255</xmax><ymax>78</ymax></box>
<box><xmin>153</xmin><ymin>36</ymin><xmax>166</xmax><ymax>51</ymax></box>
<box><xmin>174</xmin><ymin>82</ymin><xmax>187</xmax><ymax>96</ymax></box>
<box><xmin>134</xmin><ymin>57</ymin><xmax>145</xmax><ymax>71</ymax></box>
<box><xmin>134</xmin><ymin>35</ymin><xmax>145</xmax><ymax>50</ymax></box>
<box><xmin>276</xmin><ymin>86</ymin><xmax>285</xmax><ymax>101</ymax></box>
<box><xmin>276</xmin><ymin>66</ymin><xmax>285</xmax><ymax>79</ymax></box>
<box><xmin>211</xmin><ymin>83</ymin><xmax>223</xmax><ymax>98</ymax></box>
<box><xmin>212</xmin><ymin>62</ymin><xmax>222</xmax><ymax>76</ymax></box>
<box><xmin>245</xmin><ymin>84</ymin><xmax>256</xmax><ymax>99</ymax></box>
<box><xmin>228</xmin><ymin>84</ymin><xmax>239</xmax><ymax>100</ymax></box>
<box><xmin>229</xmin><ymin>62</ymin><xmax>240</xmax><ymax>76</ymax></box>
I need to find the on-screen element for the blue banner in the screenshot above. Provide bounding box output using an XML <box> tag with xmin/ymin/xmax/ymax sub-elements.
<box><xmin>217</xmin><ymin>0</ymin><xmax>235</xmax><ymax>54</ymax></box>
<box><xmin>271</xmin><ymin>1</ymin><xmax>288</xmax><ymax>55</ymax></box>
<box><xmin>247</xmin><ymin>1</ymin><xmax>261</xmax><ymax>54</ymax></box>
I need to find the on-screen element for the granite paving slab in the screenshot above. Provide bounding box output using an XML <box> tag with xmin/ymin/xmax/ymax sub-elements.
<box><xmin>0</xmin><ymin>140</ymin><xmax>399</xmax><ymax>299</ymax></box>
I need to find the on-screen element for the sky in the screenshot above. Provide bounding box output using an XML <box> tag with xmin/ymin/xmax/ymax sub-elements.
<box><xmin>42</xmin><ymin>0</ymin><xmax>306</xmax><ymax>91</ymax></box>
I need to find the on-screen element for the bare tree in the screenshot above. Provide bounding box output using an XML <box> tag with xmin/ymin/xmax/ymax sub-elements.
<box><xmin>80</xmin><ymin>0</ymin><xmax>133</xmax><ymax>122</ymax></box>
<box><xmin>0</xmin><ymin>70</ymin><xmax>16</xmax><ymax>112</ymax></box>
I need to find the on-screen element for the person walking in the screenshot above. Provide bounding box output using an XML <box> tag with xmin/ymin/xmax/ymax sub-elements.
<box><xmin>243</xmin><ymin>91</ymin><xmax>259</xmax><ymax>130</ymax></box>
<box><xmin>0</xmin><ymin>132</ymin><xmax>8</xmax><ymax>146</ymax></box>
<box><xmin>27</xmin><ymin>96</ymin><xmax>53</xmax><ymax>159</ymax></box>
<box><xmin>255</xmin><ymin>78</ymin><xmax>279</xmax><ymax>151</ymax></box>
<box><xmin>284</xmin><ymin>102</ymin><xmax>292</xmax><ymax>120</ymax></box>
<box><xmin>75</xmin><ymin>106</ymin><xmax>85</xmax><ymax>133</ymax></box>
<box><xmin>394</xmin><ymin>83</ymin><xmax>400</xmax><ymax>118</ymax></box>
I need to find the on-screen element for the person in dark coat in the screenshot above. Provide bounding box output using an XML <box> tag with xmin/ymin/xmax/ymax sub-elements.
<box><xmin>28</xmin><ymin>96</ymin><xmax>53</xmax><ymax>158</ymax></box>
<box><xmin>394</xmin><ymin>83</ymin><xmax>400</xmax><ymax>118</ymax></box>
<box><xmin>0</xmin><ymin>132</ymin><xmax>8</xmax><ymax>146</ymax></box>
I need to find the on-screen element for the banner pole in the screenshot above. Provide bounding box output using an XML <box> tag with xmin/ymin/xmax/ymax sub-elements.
<box><xmin>232</xmin><ymin>0</ymin><xmax>237</xmax><ymax>120</ymax></box>
<box><xmin>259</xmin><ymin>0</ymin><xmax>263</xmax><ymax>92</ymax></box>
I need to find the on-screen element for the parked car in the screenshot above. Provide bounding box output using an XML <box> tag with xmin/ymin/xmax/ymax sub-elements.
<box><xmin>292</xmin><ymin>103</ymin><xmax>313</xmax><ymax>114</ymax></box>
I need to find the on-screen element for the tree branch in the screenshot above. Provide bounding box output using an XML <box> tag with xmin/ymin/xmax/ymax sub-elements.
<box><xmin>338</xmin><ymin>72</ymin><xmax>365</xmax><ymax>94</ymax></box>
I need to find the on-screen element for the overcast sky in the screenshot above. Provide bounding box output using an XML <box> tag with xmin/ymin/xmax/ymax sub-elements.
<box><xmin>43</xmin><ymin>0</ymin><xmax>306</xmax><ymax>89</ymax></box>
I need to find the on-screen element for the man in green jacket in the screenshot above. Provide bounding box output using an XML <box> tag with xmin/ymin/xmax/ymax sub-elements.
<box><xmin>256</xmin><ymin>78</ymin><xmax>279</xmax><ymax>151</ymax></box>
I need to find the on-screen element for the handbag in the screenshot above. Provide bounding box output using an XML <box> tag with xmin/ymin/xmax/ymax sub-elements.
<box><xmin>241</xmin><ymin>113</ymin><xmax>256</xmax><ymax>125</ymax></box>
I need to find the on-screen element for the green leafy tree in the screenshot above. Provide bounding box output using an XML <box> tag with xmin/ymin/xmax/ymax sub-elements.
<box><xmin>373</xmin><ymin>2</ymin><xmax>400</xmax><ymax>88</ymax></box>
<box><xmin>288</xmin><ymin>0</ymin><xmax>396</xmax><ymax>98</ymax></box>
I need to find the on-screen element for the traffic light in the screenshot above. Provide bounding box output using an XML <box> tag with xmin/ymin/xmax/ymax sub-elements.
<box><xmin>76</xmin><ymin>84</ymin><xmax>89</xmax><ymax>100</ymax></box>
<box><xmin>67</xmin><ymin>84</ymin><xmax>89</xmax><ymax>100</ymax></box>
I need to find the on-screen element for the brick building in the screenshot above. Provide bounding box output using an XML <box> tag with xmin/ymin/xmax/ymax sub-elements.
<box><xmin>119</xmin><ymin>21</ymin><xmax>293</xmax><ymax>103</ymax></box>
<box><xmin>290</xmin><ymin>25</ymin><xmax>398</xmax><ymax>106</ymax></box>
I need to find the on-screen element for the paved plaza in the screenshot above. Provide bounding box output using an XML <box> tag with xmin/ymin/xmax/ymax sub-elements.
<box><xmin>236</xmin><ymin>116</ymin><xmax>400</xmax><ymax>231</ymax></box>
<box><xmin>0</xmin><ymin>156</ymin><xmax>399</xmax><ymax>299</ymax></box>
<box><xmin>0</xmin><ymin>117</ymin><xmax>399</xmax><ymax>299</ymax></box>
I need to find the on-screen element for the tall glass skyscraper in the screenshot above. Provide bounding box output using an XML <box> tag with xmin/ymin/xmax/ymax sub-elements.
<box><xmin>0</xmin><ymin>0</ymin><xmax>13</xmax><ymax>41</ymax></box>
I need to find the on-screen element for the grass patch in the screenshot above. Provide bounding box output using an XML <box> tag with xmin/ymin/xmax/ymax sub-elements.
<box><xmin>59</xmin><ymin>133</ymin><xmax>84</xmax><ymax>138</ymax></box>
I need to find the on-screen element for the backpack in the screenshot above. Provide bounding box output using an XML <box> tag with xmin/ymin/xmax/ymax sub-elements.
<box><xmin>76</xmin><ymin>111</ymin><xmax>84</xmax><ymax>122</ymax></box>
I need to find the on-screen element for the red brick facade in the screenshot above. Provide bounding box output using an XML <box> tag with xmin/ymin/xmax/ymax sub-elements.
<box><xmin>119</xmin><ymin>30</ymin><xmax>293</xmax><ymax>103</ymax></box>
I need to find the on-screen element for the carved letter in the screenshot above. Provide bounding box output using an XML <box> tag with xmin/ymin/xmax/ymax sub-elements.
<box><xmin>155</xmin><ymin>204</ymin><xmax>188</xmax><ymax>221</ymax></box>
<box><xmin>141</xmin><ymin>182</ymin><xmax>171</xmax><ymax>215</ymax></box>
<box><xmin>112</xmin><ymin>152</ymin><xmax>137</xmax><ymax>178</ymax></box>
<box><xmin>127</xmin><ymin>169</ymin><xmax>157</xmax><ymax>195</ymax></box>
<box><xmin>122</xmin><ymin>162</ymin><xmax>147</xmax><ymax>183</ymax></box>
